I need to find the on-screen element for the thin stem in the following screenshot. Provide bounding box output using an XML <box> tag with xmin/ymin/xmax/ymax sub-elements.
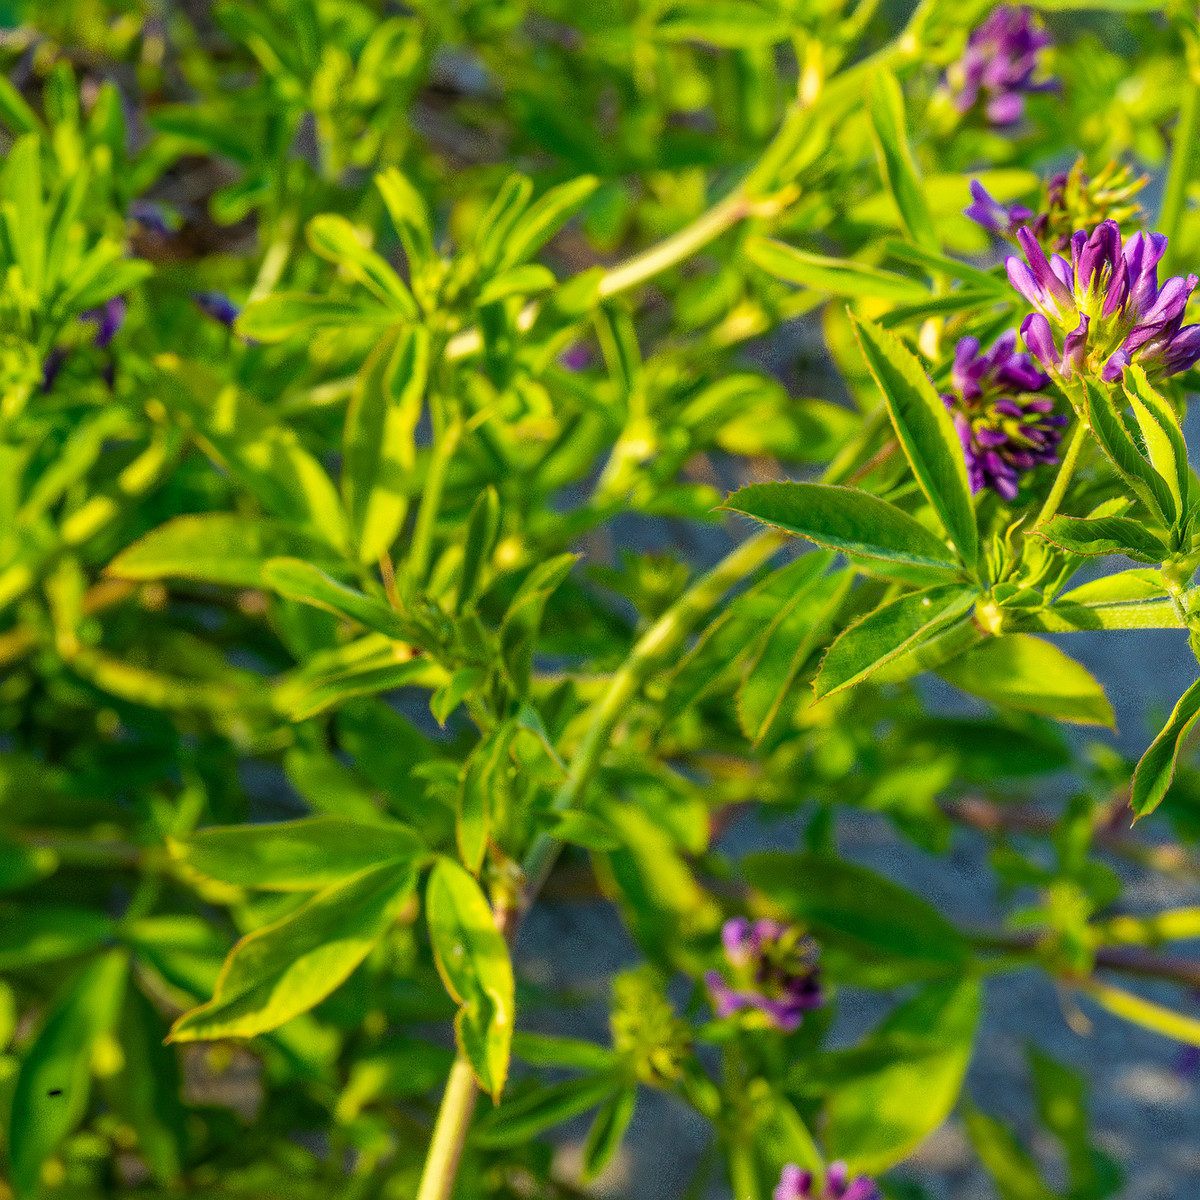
<box><xmin>520</xmin><ymin>528</ymin><xmax>787</xmax><ymax>902</ymax></box>
<box><xmin>249</xmin><ymin>211</ymin><xmax>298</xmax><ymax>304</ymax></box>
<box><xmin>415</xmin><ymin>1056</ymin><xmax>479</xmax><ymax>1200</ymax></box>
<box><xmin>1034</xmin><ymin>420</ymin><xmax>1086</xmax><ymax>528</ymax></box>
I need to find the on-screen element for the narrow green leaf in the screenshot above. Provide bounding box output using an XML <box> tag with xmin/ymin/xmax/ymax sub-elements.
<box><xmin>1084</xmin><ymin>379</ymin><xmax>1177</xmax><ymax>525</ymax></box>
<box><xmin>472</xmin><ymin>1075</ymin><xmax>616</xmax><ymax>1148</ymax></box>
<box><xmin>457</xmin><ymin>724</ymin><xmax>515</xmax><ymax>874</ymax></box>
<box><xmin>744</xmin><ymin>237</ymin><xmax>928</xmax><ymax>302</ymax></box>
<box><xmin>883</xmin><ymin>240</ymin><xmax>1009</xmax><ymax>293</ymax></box>
<box><xmin>851</xmin><ymin>314</ymin><xmax>978</xmax><ymax>565</ymax></box>
<box><xmin>262</xmin><ymin>558</ymin><xmax>408</xmax><ymax>638</ymax></box>
<box><xmin>655</xmin><ymin>2</ymin><xmax>789</xmax><ymax>46</ymax></box>
<box><xmin>499</xmin><ymin>553</ymin><xmax>578</xmax><ymax>697</ymax></box>
<box><xmin>343</xmin><ymin>326</ymin><xmax>427</xmax><ymax>564</ymax></box>
<box><xmin>376</xmin><ymin>167</ymin><xmax>435</xmax><ymax>272</ymax></box>
<box><xmin>307</xmin><ymin>214</ymin><xmax>416</xmax><ymax>316</ymax></box>
<box><xmin>1036</xmin><ymin>514</ymin><xmax>1169</xmax><ymax>562</ymax></box>
<box><xmin>937</xmin><ymin>634</ymin><xmax>1114</xmax><ymax>727</ymax></box>
<box><xmin>815</xmin><ymin>585</ymin><xmax>976</xmax><ymax>698</ymax></box>
<box><xmin>499</xmin><ymin>175</ymin><xmax>600</xmax><ymax>269</ymax></box>
<box><xmin>722</xmin><ymin>481</ymin><xmax>960</xmax><ymax>569</ymax></box>
<box><xmin>1130</xmin><ymin>676</ymin><xmax>1200</xmax><ymax>818</ymax></box>
<box><xmin>964</xmin><ymin>1103</ymin><xmax>1057</xmax><ymax>1200</ymax></box>
<box><xmin>477</xmin><ymin>263</ymin><xmax>557</xmax><ymax>306</ymax></box>
<box><xmin>237</xmin><ymin>293</ymin><xmax>398</xmax><ymax>342</ymax></box>
<box><xmin>868</xmin><ymin>70</ymin><xmax>938</xmax><ymax>251</ymax></box>
<box><xmin>583</xmin><ymin>1085</ymin><xmax>637</xmax><ymax>1181</ymax></box>
<box><xmin>1124</xmin><ymin>363</ymin><xmax>1191</xmax><ymax>513</ymax></box>
<box><xmin>737</xmin><ymin>566</ymin><xmax>854</xmax><ymax>743</ymax></box>
<box><xmin>426</xmin><ymin>858</ymin><xmax>515</xmax><ymax>1099</ymax></box>
<box><xmin>476</xmin><ymin>174</ymin><xmax>534</xmax><ymax>269</ymax></box>
<box><xmin>10</xmin><ymin>951</ymin><xmax>128</xmax><ymax>1200</ymax></box>
<box><xmin>169</xmin><ymin>817</ymin><xmax>423</xmax><ymax>891</ymax></box>
<box><xmin>0</xmin><ymin>835</ymin><xmax>58</xmax><ymax>893</ymax></box>
<box><xmin>169</xmin><ymin>859</ymin><xmax>416</xmax><ymax>1041</ymax></box>
<box><xmin>511</xmin><ymin>1032</ymin><xmax>619</xmax><ymax>1071</ymax></box>
<box><xmin>274</xmin><ymin>644</ymin><xmax>432</xmax><ymax>722</ymax></box>
<box><xmin>0</xmin><ymin>904</ymin><xmax>114</xmax><ymax>970</ymax></box>
<box><xmin>744</xmin><ymin>852</ymin><xmax>969</xmax><ymax>977</ymax></box>
<box><xmin>458</xmin><ymin>486</ymin><xmax>500</xmax><ymax>610</ymax></box>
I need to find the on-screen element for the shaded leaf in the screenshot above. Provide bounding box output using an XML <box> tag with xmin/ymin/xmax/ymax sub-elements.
<box><xmin>1131</xmin><ymin>676</ymin><xmax>1200</xmax><ymax>818</ymax></box>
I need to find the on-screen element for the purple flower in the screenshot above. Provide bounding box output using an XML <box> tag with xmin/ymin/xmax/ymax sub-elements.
<box><xmin>1007</xmin><ymin>220</ymin><xmax>1200</xmax><ymax>381</ymax></box>
<box><xmin>775</xmin><ymin>1161</ymin><xmax>881</xmax><ymax>1200</ymax></box>
<box><xmin>192</xmin><ymin>290</ymin><xmax>241</xmax><ymax>327</ymax></box>
<box><xmin>704</xmin><ymin>917</ymin><xmax>823</xmax><ymax>1033</ymax></box>
<box><xmin>81</xmin><ymin>297</ymin><xmax>127</xmax><ymax>349</ymax></box>
<box><xmin>129</xmin><ymin>199</ymin><xmax>179</xmax><ymax>238</ymax></box>
<box><xmin>941</xmin><ymin>332</ymin><xmax>1065</xmax><ymax>501</ymax></box>
<box><xmin>946</xmin><ymin>6</ymin><xmax>1055</xmax><ymax>126</ymax></box>
<box><xmin>964</xmin><ymin>180</ymin><xmax>1034</xmax><ymax>236</ymax></box>
<box><xmin>41</xmin><ymin>346</ymin><xmax>68</xmax><ymax>393</ymax></box>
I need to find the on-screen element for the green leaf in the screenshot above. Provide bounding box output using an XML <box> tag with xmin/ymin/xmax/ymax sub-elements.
<box><xmin>937</xmin><ymin>634</ymin><xmax>1114</xmax><ymax>727</ymax></box>
<box><xmin>868</xmin><ymin>70</ymin><xmax>938</xmax><ymax>251</ymax></box>
<box><xmin>1124</xmin><ymin>364</ymin><xmax>1191</xmax><ymax>514</ymax></box>
<box><xmin>458</xmin><ymin>723</ymin><xmax>516</xmax><ymax>874</ymax></box>
<box><xmin>722</xmin><ymin>481</ymin><xmax>960</xmax><ymax>569</ymax></box>
<box><xmin>743</xmin><ymin>853</ymin><xmax>970</xmax><ymax>979</ymax></box>
<box><xmin>511</xmin><ymin>1032</ymin><xmax>618</xmax><ymax>1071</ymax></box>
<box><xmin>274</xmin><ymin>640</ymin><xmax>432</xmax><ymax>722</ymax></box>
<box><xmin>9</xmin><ymin>951</ymin><xmax>128</xmax><ymax>1200</ymax></box>
<box><xmin>476</xmin><ymin>263</ymin><xmax>557</xmax><ymax>306</ymax></box>
<box><xmin>237</xmin><ymin>293</ymin><xmax>398</xmax><ymax>342</ymax></box>
<box><xmin>0</xmin><ymin>76</ymin><xmax>41</xmax><ymax>135</ymax></box>
<box><xmin>376</xmin><ymin>167</ymin><xmax>436</xmax><ymax>273</ymax></box>
<box><xmin>545</xmin><ymin>810</ymin><xmax>622</xmax><ymax>851</ymax></box>
<box><xmin>426</xmin><ymin>858</ymin><xmax>515</xmax><ymax>1099</ymax></box>
<box><xmin>655</xmin><ymin>2</ymin><xmax>789</xmax><ymax>46</ymax></box>
<box><xmin>499</xmin><ymin>175</ymin><xmax>600</xmax><ymax>269</ymax></box>
<box><xmin>169</xmin><ymin>859</ymin><xmax>417</xmax><ymax>1042</ymax></box>
<box><xmin>0</xmin><ymin>904</ymin><xmax>114</xmax><ymax>969</ymax></box>
<box><xmin>334</xmin><ymin>1039</ymin><xmax>455</xmax><ymax>1120</ymax></box>
<box><xmin>826</xmin><ymin>979</ymin><xmax>981</xmax><ymax>1174</ymax></box>
<box><xmin>815</xmin><ymin>585</ymin><xmax>977</xmax><ymax>698</ymax></box>
<box><xmin>262</xmin><ymin>558</ymin><xmax>408</xmax><ymax>638</ymax></box>
<box><xmin>472</xmin><ymin>1075</ymin><xmax>617</xmax><ymax>1148</ymax></box>
<box><xmin>476</xmin><ymin>174</ymin><xmax>534</xmax><ymax>269</ymax></box>
<box><xmin>499</xmin><ymin>553</ymin><xmax>578</xmax><ymax>697</ymax></box>
<box><xmin>851</xmin><ymin>314</ymin><xmax>978</xmax><ymax>565</ymax></box>
<box><xmin>737</xmin><ymin>566</ymin><xmax>854</xmax><ymax>744</ymax></box>
<box><xmin>107</xmin><ymin>986</ymin><xmax>187</xmax><ymax>1186</ymax></box>
<box><xmin>964</xmin><ymin>1102</ymin><xmax>1057</xmax><ymax>1200</ymax></box>
<box><xmin>1084</xmin><ymin>379</ymin><xmax>1177</xmax><ymax>525</ymax></box>
<box><xmin>1036</xmin><ymin>514</ymin><xmax>1169</xmax><ymax>562</ymax></box>
<box><xmin>1131</xmin><ymin>676</ymin><xmax>1200</xmax><ymax>818</ymax></box>
<box><xmin>883</xmin><ymin>240</ymin><xmax>1009</xmax><ymax>294</ymax></box>
<box><xmin>744</xmin><ymin>237</ymin><xmax>928</xmax><ymax>302</ymax></box>
<box><xmin>169</xmin><ymin>817</ymin><xmax>423</xmax><ymax>891</ymax></box>
<box><xmin>107</xmin><ymin>515</ymin><xmax>344</xmax><ymax>589</ymax></box>
<box><xmin>343</xmin><ymin>326</ymin><xmax>427</xmax><ymax>564</ymax></box>
<box><xmin>582</xmin><ymin>1085</ymin><xmax>637</xmax><ymax>1181</ymax></box>
<box><xmin>2</xmin><ymin>135</ymin><xmax>46</xmax><ymax>300</ymax></box>
<box><xmin>306</xmin><ymin>214</ymin><xmax>416</xmax><ymax>316</ymax></box>
<box><xmin>458</xmin><ymin>486</ymin><xmax>500</xmax><ymax>610</ymax></box>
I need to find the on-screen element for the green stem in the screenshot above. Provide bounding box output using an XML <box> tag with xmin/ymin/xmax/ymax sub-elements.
<box><xmin>1034</xmin><ymin>420</ymin><xmax>1086</xmax><ymax>528</ymax></box>
<box><xmin>415</xmin><ymin>1056</ymin><xmax>478</xmax><ymax>1200</ymax></box>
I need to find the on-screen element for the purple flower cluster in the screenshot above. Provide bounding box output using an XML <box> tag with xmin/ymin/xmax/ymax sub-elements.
<box><xmin>705</xmin><ymin>917</ymin><xmax>823</xmax><ymax>1033</ymax></box>
<box><xmin>1007</xmin><ymin>221</ymin><xmax>1200</xmax><ymax>382</ymax></box>
<box><xmin>946</xmin><ymin>6</ymin><xmax>1054</xmax><ymax>126</ymax></box>
<box><xmin>942</xmin><ymin>332</ymin><xmax>1065</xmax><ymax>501</ymax></box>
<box><xmin>775</xmin><ymin>1162</ymin><xmax>881</xmax><ymax>1200</ymax></box>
